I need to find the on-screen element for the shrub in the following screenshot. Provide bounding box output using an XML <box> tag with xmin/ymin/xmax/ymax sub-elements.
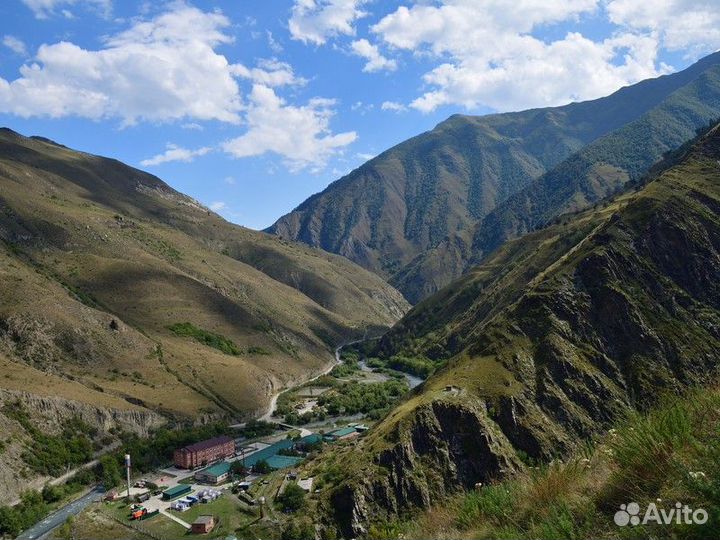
<box><xmin>277</xmin><ymin>483</ymin><xmax>306</xmax><ymax>512</ymax></box>
<box><xmin>168</xmin><ymin>322</ymin><xmax>242</xmax><ymax>355</ymax></box>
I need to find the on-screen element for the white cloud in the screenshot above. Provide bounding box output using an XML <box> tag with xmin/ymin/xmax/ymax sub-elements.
<box><xmin>231</xmin><ymin>59</ymin><xmax>306</xmax><ymax>87</ymax></box>
<box><xmin>381</xmin><ymin>100</ymin><xmax>407</xmax><ymax>112</ymax></box>
<box><xmin>2</xmin><ymin>36</ymin><xmax>27</xmax><ymax>56</ymax></box>
<box><xmin>209</xmin><ymin>201</ymin><xmax>227</xmax><ymax>211</ymax></box>
<box><xmin>222</xmin><ymin>84</ymin><xmax>357</xmax><ymax>172</ymax></box>
<box><xmin>606</xmin><ymin>0</ymin><xmax>720</xmax><ymax>58</ymax></box>
<box><xmin>181</xmin><ymin>122</ymin><xmax>204</xmax><ymax>131</ymax></box>
<box><xmin>372</xmin><ymin>0</ymin><xmax>666</xmax><ymax>113</ymax></box>
<box><xmin>0</xmin><ymin>4</ymin><xmax>243</xmax><ymax>124</ymax></box>
<box><xmin>21</xmin><ymin>0</ymin><xmax>111</xmax><ymax>19</ymax></box>
<box><xmin>267</xmin><ymin>30</ymin><xmax>283</xmax><ymax>53</ymax></box>
<box><xmin>224</xmin><ymin>176</ymin><xmax>236</xmax><ymax>185</ymax></box>
<box><xmin>289</xmin><ymin>0</ymin><xmax>369</xmax><ymax>45</ymax></box>
<box><xmin>350</xmin><ymin>39</ymin><xmax>397</xmax><ymax>72</ymax></box>
<box><xmin>140</xmin><ymin>143</ymin><xmax>211</xmax><ymax>167</ymax></box>
<box><xmin>356</xmin><ymin>152</ymin><xmax>375</xmax><ymax>160</ymax></box>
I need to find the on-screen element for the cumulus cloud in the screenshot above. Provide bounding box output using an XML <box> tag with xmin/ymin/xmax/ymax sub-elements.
<box><xmin>2</xmin><ymin>36</ymin><xmax>27</xmax><ymax>56</ymax></box>
<box><xmin>350</xmin><ymin>39</ymin><xmax>397</xmax><ymax>72</ymax></box>
<box><xmin>209</xmin><ymin>201</ymin><xmax>227</xmax><ymax>211</ymax></box>
<box><xmin>372</xmin><ymin>0</ymin><xmax>665</xmax><ymax>112</ymax></box>
<box><xmin>231</xmin><ymin>58</ymin><xmax>307</xmax><ymax>87</ymax></box>
<box><xmin>381</xmin><ymin>100</ymin><xmax>407</xmax><ymax>112</ymax></box>
<box><xmin>21</xmin><ymin>0</ymin><xmax>111</xmax><ymax>19</ymax></box>
<box><xmin>289</xmin><ymin>0</ymin><xmax>369</xmax><ymax>45</ymax></box>
<box><xmin>0</xmin><ymin>4</ymin><xmax>243</xmax><ymax>124</ymax></box>
<box><xmin>222</xmin><ymin>84</ymin><xmax>357</xmax><ymax>171</ymax></box>
<box><xmin>606</xmin><ymin>0</ymin><xmax>720</xmax><ymax>57</ymax></box>
<box><xmin>140</xmin><ymin>143</ymin><xmax>211</xmax><ymax>167</ymax></box>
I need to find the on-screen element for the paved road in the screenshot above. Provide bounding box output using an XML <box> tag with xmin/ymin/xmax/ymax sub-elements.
<box><xmin>17</xmin><ymin>486</ymin><xmax>105</xmax><ymax>540</ymax></box>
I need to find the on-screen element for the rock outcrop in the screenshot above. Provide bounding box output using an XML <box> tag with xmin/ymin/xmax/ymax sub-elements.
<box><xmin>317</xmin><ymin>121</ymin><xmax>720</xmax><ymax>537</ymax></box>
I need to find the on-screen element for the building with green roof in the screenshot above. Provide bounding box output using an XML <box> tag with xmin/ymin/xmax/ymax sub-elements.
<box><xmin>324</xmin><ymin>426</ymin><xmax>358</xmax><ymax>441</ymax></box>
<box><xmin>162</xmin><ymin>484</ymin><xmax>192</xmax><ymax>500</ymax></box>
<box><xmin>243</xmin><ymin>439</ymin><xmax>295</xmax><ymax>469</ymax></box>
<box><xmin>266</xmin><ymin>455</ymin><xmax>303</xmax><ymax>470</ymax></box>
<box><xmin>194</xmin><ymin>461</ymin><xmax>232</xmax><ymax>484</ymax></box>
<box><xmin>297</xmin><ymin>433</ymin><xmax>322</xmax><ymax>449</ymax></box>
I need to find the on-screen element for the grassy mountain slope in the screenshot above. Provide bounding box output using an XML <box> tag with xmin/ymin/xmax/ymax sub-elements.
<box><xmin>0</xmin><ymin>128</ymin><xmax>408</xmax><ymax>424</ymax></box>
<box><xmin>308</xmin><ymin>121</ymin><xmax>720</xmax><ymax>538</ymax></box>
<box><xmin>392</xmin><ymin>62</ymin><xmax>720</xmax><ymax>303</ymax></box>
<box><xmin>269</xmin><ymin>52</ymin><xmax>720</xmax><ymax>303</ymax></box>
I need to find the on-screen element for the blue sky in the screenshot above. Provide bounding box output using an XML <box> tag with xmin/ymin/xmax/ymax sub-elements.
<box><xmin>1</xmin><ymin>1</ymin><xmax>718</xmax><ymax>229</ymax></box>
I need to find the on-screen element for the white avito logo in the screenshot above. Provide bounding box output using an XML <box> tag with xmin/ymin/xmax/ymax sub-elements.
<box><xmin>614</xmin><ymin>501</ymin><xmax>709</xmax><ymax>527</ymax></box>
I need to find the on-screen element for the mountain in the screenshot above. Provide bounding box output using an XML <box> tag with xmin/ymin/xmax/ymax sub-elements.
<box><xmin>269</xmin><ymin>52</ymin><xmax>720</xmax><ymax>303</ymax></box>
<box><xmin>0</xmin><ymin>128</ymin><xmax>408</xmax><ymax>497</ymax></box>
<box><xmin>311</xmin><ymin>120</ymin><xmax>720</xmax><ymax>538</ymax></box>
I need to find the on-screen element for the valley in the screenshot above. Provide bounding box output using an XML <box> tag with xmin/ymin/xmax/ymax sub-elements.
<box><xmin>2</xmin><ymin>46</ymin><xmax>720</xmax><ymax>540</ymax></box>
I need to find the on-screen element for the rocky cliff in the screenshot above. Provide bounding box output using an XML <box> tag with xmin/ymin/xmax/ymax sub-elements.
<box><xmin>0</xmin><ymin>388</ymin><xmax>165</xmax><ymax>501</ymax></box>
<box><xmin>315</xmin><ymin>122</ymin><xmax>720</xmax><ymax>537</ymax></box>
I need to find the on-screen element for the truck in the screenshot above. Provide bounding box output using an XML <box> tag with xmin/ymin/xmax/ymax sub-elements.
<box><xmin>130</xmin><ymin>507</ymin><xmax>147</xmax><ymax>520</ymax></box>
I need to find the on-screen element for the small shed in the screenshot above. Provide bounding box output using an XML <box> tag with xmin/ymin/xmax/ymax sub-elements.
<box><xmin>162</xmin><ymin>484</ymin><xmax>192</xmax><ymax>500</ymax></box>
<box><xmin>191</xmin><ymin>515</ymin><xmax>216</xmax><ymax>534</ymax></box>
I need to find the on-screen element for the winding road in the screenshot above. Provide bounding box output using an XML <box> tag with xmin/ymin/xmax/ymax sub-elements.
<box><xmin>258</xmin><ymin>343</ymin><xmax>345</xmax><ymax>422</ymax></box>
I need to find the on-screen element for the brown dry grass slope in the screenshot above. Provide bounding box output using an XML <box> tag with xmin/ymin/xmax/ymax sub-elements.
<box><xmin>0</xmin><ymin>128</ymin><xmax>409</xmax><ymax>423</ymax></box>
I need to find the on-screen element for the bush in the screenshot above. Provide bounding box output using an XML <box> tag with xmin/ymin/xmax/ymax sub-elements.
<box><xmin>238</xmin><ymin>420</ymin><xmax>276</xmax><ymax>439</ymax></box>
<box><xmin>168</xmin><ymin>322</ymin><xmax>242</xmax><ymax>355</ymax></box>
<box><xmin>282</xmin><ymin>518</ymin><xmax>315</xmax><ymax>540</ymax></box>
<box><xmin>277</xmin><ymin>483</ymin><xmax>306</xmax><ymax>512</ymax></box>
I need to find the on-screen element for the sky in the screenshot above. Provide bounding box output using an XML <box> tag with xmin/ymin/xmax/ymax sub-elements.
<box><xmin>1</xmin><ymin>1</ymin><xmax>719</xmax><ymax>230</ymax></box>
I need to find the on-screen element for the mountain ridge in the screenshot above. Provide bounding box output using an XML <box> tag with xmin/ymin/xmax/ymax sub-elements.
<box><xmin>308</xmin><ymin>118</ymin><xmax>720</xmax><ymax>538</ymax></box>
<box><xmin>269</xmin><ymin>52</ymin><xmax>720</xmax><ymax>303</ymax></box>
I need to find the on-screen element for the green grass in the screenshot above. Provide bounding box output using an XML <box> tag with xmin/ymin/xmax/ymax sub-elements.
<box><xmin>168</xmin><ymin>322</ymin><xmax>242</xmax><ymax>356</ymax></box>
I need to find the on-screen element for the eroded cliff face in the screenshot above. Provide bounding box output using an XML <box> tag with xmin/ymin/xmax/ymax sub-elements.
<box><xmin>0</xmin><ymin>389</ymin><xmax>165</xmax><ymax>501</ymax></box>
<box><xmin>318</xmin><ymin>125</ymin><xmax>720</xmax><ymax>537</ymax></box>
<box><xmin>328</xmin><ymin>400</ymin><xmax>522</xmax><ymax>538</ymax></box>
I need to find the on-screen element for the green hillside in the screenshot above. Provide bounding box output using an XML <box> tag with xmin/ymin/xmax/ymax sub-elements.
<box><xmin>269</xmin><ymin>52</ymin><xmax>720</xmax><ymax>303</ymax></box>
<box><xmin>0</xmin><ymin>127</ymin><xmax>408</xmax><ymax>421</ymax></box>
<box><xmin>305</xmin><ymin>120</ymin><xmax>720</xmax><ymax>538</ymax></box>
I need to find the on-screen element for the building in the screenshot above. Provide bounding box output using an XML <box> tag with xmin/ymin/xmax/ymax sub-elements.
<box><xmin>162</xmin><ymin>485</ymin><xmax>192</xmax><ymax>501</ymax></box>
<box><xmin>174</xmin><ymin>436</ymin><xmax>235</xmax><ymax>469</ymax></box>
<box><xmin>296</xmin><ymin>433</ymin><xmax>322</xmax><ymax>450</ymax></box>
<box><xmin>324</xmin><ymin>426</ymin><xmax>359</xmax><ymax>442</ymax></box>
<box><xmin>243</xmin><ymin>438</ymin><xmax>295</xmax><ymax>469</ymax></box>
<box><xmin>191</xmin><ymin>515</ymin><xmax>216</xmax><ymax>534</ymax></box>
<box><xmin>195</xmin><ymin>461</ymin><xmax>231</xmax><ymax>485</ymax></box>
<box><xmin>265</xmin><ymin>455</ymin><xmax>303</xmax><ymax>470</ymax></box>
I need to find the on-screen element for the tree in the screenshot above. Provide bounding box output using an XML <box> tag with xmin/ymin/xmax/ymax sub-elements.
<box><xmin>0</xmin><ymin>506</ymin><xmax>22</xmax><ymax>538</ymax></box>
<box><xmin>100</xmin><ymin>455</ymin><xmax>122</xmax><ymax>489</ymax></box>
<box><xmin>277</xmin><ymin>483</ymin><xmax>306</xmax><ymax>512</ymax></box>
<box><xmin>253</xmin><ymin>460</ymin><xmax>271</xmax><ymax>474</ymax></box>
<box><xmin>230</xmin><ymin>460</ymin><xmax>247</xmax><ymax>477</ymax></box>
<box><xmin>42</xmin><ymin>484</ymin><xmax>64</xmax><ymax>503</ymax></box>
<box><xmin>281</xmin><ymin>518</ymin><xmax>315</xmax><ymax>540</ymax></box>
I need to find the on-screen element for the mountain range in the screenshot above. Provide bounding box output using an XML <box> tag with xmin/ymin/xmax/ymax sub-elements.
<box><xmin>313</xmin><ymin>116</ymin><xmax>720</xmax><ymax>539</ymax></box>
<box><xmin>269</xmin><ymin>51</ymin><xmax>720</xmax><ymax>303</ymax></box>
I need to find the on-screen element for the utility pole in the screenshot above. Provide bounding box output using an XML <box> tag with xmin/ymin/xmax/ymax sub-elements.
<box><xmin>124</xmin><ymin>454</ymin><xmax>131</xmax><ymax>501</ymax></box>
